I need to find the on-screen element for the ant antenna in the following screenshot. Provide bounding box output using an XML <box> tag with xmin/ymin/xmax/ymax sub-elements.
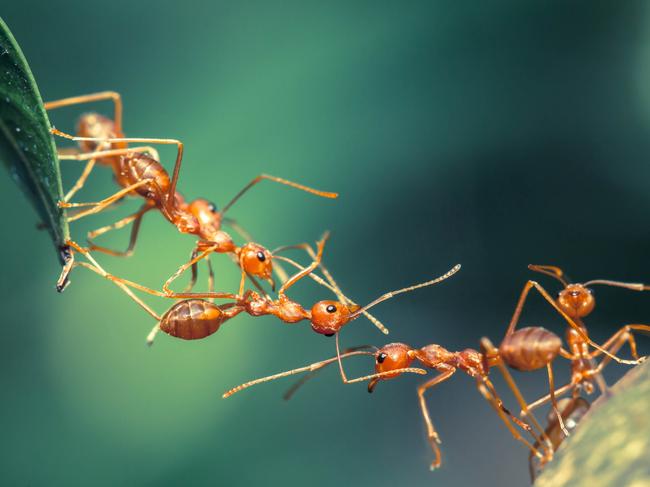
<box><xmin>347</xmin><ymin>264</ymin><xmax>461</xmax><ymax>321</ymax></box>
<box><xmin>582</xmin><ymin>279</ymin><xmax>650</xmax><ymax>291</ymax></box>
<box><xmin>222</xmin><ymin>350</ymin><xmax>375</xmax><ymax>398</ymax></box>
<box><xmin>528</xmin><ymin>265</ymin><xmax>569</xmax><ymax>286</ymax></box>
<box><xmin>220</xmin><ymin>174</ymin><xmax>338</xmax><ymax>217</ymax></box>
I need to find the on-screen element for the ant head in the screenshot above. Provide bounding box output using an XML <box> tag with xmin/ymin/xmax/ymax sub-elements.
<box><xmin>187</xmin><ymin>198</ymin><xmax>222</xmax><ymax>228</ymax></box>
<box><xmin>239</xmin><ymin>243</ymin><xmax>274</xmax><ymax>287</ymax></box>
<box><xmin>368</xmin><ymin>343</ymin><xmax>415</xmax><ymax>392</ymax></box>
<box><xmin>557</xmin><ymin>284</ymin><xmax>595</xmax><ymax>318</ymax></box>
<box><xmin>309</xmin><ymin>301</ymin><xmax>358</xmax><ymax>336</ymax></box>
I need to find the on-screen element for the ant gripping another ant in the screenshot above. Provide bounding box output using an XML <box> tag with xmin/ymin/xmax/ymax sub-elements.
<box><xmin>221</xmin><ymin>291</ymin><xmax>572</xmax><ymax>470</ymax></box>
<box><xmin>65</xmin><ymin>233</ymin><xmax>459</xmax><ymax>345</ymax></box>
<box><xmin>45</xmin><ymin>92</ymin><xmax>338</xmax><ymax>296</ymax></box>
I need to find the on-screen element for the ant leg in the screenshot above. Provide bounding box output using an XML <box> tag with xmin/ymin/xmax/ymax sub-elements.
<box><xmin>220</xmin><ymin>174</ymin><xmax>338</xmax><ymax>216</ymax></box>
<box><xmin>476</xmin><ymin>381</ymin><xmax>549</xmax><ymax>463</ymax></box>
<box><xmin>63</xmin><ymin>158</ymin><xmax>96</xmax><ymax>202</ymax></box>
<box><xmin>163</xmin><ymin>246</ymin><xmax>218</xmax><ymax>296</ymax></box>
<box><xmin>58</xmin><ymin>146</ymin><xmax>160</xmax><ymax>162</ymax></box>
<box><xmin>182</xmin><ymin>248</ymin><xmax>201</xmax><ymax>293</ymax></box>
<box><xmin>546</xmin><ymin>363</ymin><xmax>569</xmax><ymax>436</ymax></box>
<box><xmin>480</xmin><ymin>338</ymin><xmax>552</xmax><ymax>451</ymax></box>
<box><xmin>44</xmin><ymin>91</ymin><xmax>123</xmax><ymax>132</ymax></box>
<box><xmin>278</xmin><ymin>232</ymin><xmax>330</xmax><ymax>297</ymax></box>
<box><xmin>508</xmin><ymin>281</ymin><xmax>640</xmax><ymax>365</ymax></box>
<box><xmin>417</xmin><ymin>369</ymin><xmax>455</xmax><ymax>470</ymax></box>
<box><xmin>87</xmin><ymin>205</ymin><xmax>153</xmax><ymax>257</ymax></box>
<box><xmin>63</xmin><ymin>180</ymin><xmax>151</xmax><ymax>223</ymax></box>
<box><xmin>590</xmin><ymin>324</ymin><xmax>650</xmax><ymax>362</ymax></box>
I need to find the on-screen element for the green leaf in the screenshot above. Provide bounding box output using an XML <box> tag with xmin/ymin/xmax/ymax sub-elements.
<box><xmin>0</xmin><ymin>17</ymin><xmax>69</xmax><ymax>264</ymax></box>
<box><xmin>534</xmin><ymin>360</ymin><xmax>650</xmax><ymax>487</ymax></box>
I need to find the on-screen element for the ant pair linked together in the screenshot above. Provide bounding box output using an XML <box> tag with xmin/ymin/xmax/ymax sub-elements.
<box><xmin>45</xmin><ymin>91</ymin><xmax>649</xmax><ymax>478</ymax></box>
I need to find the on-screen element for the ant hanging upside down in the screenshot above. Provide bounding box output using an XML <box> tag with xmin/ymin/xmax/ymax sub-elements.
<box><xmin>46</xmin><ymin>92</ymin><xmax>338</xmax><ymax>297</ymax></box>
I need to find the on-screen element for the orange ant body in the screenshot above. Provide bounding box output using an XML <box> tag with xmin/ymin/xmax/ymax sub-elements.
<box><xmin>45</xmin><ymin>92</ymin><xmax>337</xmax><ymax>294</ymax></box>
<box><xmin>66</xmin><ymin>235</ymin><xmax>458</xmax><ymax>344</ymax></box>
<box><xmin>504</xmin><ymin>265</ymin><xmax>650</xmax><ymax>413</ymax></box>
<box><xmin>223</xmin><ymin>319</ymin><xmax>568</xmax><ymax>470</ymax></box>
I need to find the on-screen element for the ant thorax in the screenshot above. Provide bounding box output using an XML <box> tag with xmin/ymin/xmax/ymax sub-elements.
<box><xmin>557</xmin><ymin>284</ymin><xmax>595</xmax><ymax>319</ymax></box>
<box><xmin>244</xmin><ymin>293</ymin><xmax>308</xmax><ymax>323</ymax></box>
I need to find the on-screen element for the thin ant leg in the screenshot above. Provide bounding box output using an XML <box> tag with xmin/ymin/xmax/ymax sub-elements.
<box><xmin>63</xmin><ymin>155</ymin><xmax>97</xmax><ymax>202</ymax></box>
<box><xmin>220</xmin><ymin>174</ymin><xmax>338</xmax><ymax>216</ymax></box>
<box><xmin>163</xmin><ymin>245</ymin><xmax>218</xmax><ymax>296</ymax></box>
<box><xmin>64</xmin><ymin>241</ymin><xmax>160</xmax><ymax>321</ymax></box>
<box><xmin>87</xmin><ymin>205</ymin><xmax>153</xmax><ymax>257</ymax></box>
<box><xmin>525</xmin><ymin>383</ymin><xmax>576</xmax><ymax>413</ymax></box>
<box><xmin>278</xmin><ymin>233</ymin><xmax>330</xmax><ymax>297</ymax></box>
<box><xmin>546</xmin><ymin>363</ymin><xmax>568</xmax><ymax>436</ymax></box>
<box><xmin>417</xmin><ymin>369</ymin><xmax>455</xmax><ymax>470</ymax></box>
<box><xmin>67</xmin><ymin>241</ymin><xmax>237</xmax><ymax>301</ymax></box>
<box><xmin>44</xmin><ymin>91</ymin><xmax>123</xmax><ymax>132</ymax></box>
<box><xmin>475</xmin><ymin>382</ymin><xmax>547</xmax><ymax>462</ymax></box>
<box><xmin>51</xmin><ymin>128</ymin><xmax>184</xmax><ymax>203</ymax></box>
<box><xmin>274</xmin><ymin>242</ymin><xmax>389</xmax><ymax>335</ymax></box>
<box><xmin>63</xmin><ymin>179</ymin><xmax>151</xmax><ymax>222</ymax></box>
<box><xmin>589</xmin><ymin>324</ymin><xmax>650</xmax><ymax>361</ymax></box>
<box><xmin>58</xmin><ymin>145</ymin><xmax>160</xmax><ymax>162</ymax></box>
<box><xmin>480</xmin><ymin>338</ymin><xmax>552</xmax><ymax>451</ymax></box>
<box><xmin>507</xmin><ymin>280</ymin><xmax>640</xmax><ymax>365</ymax></box>
<box><xmin>183</xmin><ymin>248</ymin><xmax>201</xmax><ymax>293</ymax></box>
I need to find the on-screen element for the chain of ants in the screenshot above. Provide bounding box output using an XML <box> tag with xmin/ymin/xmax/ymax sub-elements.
<box><xmin>46</xmin><ymin>92</ymin><xmax>650</xmax><ymax>479</ymax></box>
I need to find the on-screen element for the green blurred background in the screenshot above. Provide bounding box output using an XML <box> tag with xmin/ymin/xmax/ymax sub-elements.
<box><xmin>2</xmin><ymin>1</ymin><xmax>650</xmax><ymax>485</ymax></box>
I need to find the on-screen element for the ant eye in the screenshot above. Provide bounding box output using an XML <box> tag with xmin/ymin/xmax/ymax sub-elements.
<box><xmin>377</xmin><ymin>353</ymin><xmax>387</xmax><ymax>363</ymax></box>
<box><xmin>326</xmin><ymin>304</ymin><xmax>337</xmax><ymax>313</ymax></box>
<box><xmin>207</xmin><ymin>202</ymin><xmax>217</xmax><ymax>213</ymax></box>
<box><xmin>256</xmin><ymin>251</ymin><xmax>266</xmax><ymax>262</ymax></box>
<box><xmin>587</xmin><ymin>288</ymin><xmax>594</xmax><ymax>295</ymax></box>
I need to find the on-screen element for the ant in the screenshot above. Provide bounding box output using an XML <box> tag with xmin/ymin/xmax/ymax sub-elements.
<box><xmin>498</xmin><ymin>264</ymin><xmax>650</xmax><ymax>365</ymax></box>
<box><xmin>222</xmin><ymin>320</ymin><xmax>566</xmax><ymax>470</ymax></box>
<box><xmin>502</xmin><ymin>265</ymin><xmax>650</xmax><ymax>411</ymax></box>
<box><xmin>65</xmin><ymin>234</ymin><xmax>457</xmax><ymax>344</ymax></box>
<box><xmin>45</xmin><ymin>92</ymin><xmax>338</xmax><ymax>294</ymax></box>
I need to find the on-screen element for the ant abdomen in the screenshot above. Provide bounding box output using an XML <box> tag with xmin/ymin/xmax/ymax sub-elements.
<box><xmin>117</xmin><ymin>152</ymin><xmax>171</xmax><ymax>199</ymax></box>
<box><xmin>160</xmin><ymin>299</ymin><xmax>235</xmax><ymax>340</ymax></box>
<box><xmin>500</xmin><ymin>327</ymin><xmax>561</xmax><ymax>371</ymax></box>
<box><xmin>76</xmin><ymin>112</ymin><xmax>126</xmax><ymax>163</ymax></box>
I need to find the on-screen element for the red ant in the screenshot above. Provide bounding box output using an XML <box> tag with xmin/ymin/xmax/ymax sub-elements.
<box><xmin>502</xmin><ymin>265</ymin><xmax>650</xmax><ymax>415</ymax></box>
<box><xmin>45</xmin><ymin>92</ymin><xmax>338</xmax><ymax>294</ymax></box>
<box><xmin>65</xmin><ymin>234</ymin><xmax>458</xmax><ymax>344</ymax></box>
<box><xmin>222</xmin><ymin>319</ymin><xmax>568</xmax><ymax>470</ymax></box>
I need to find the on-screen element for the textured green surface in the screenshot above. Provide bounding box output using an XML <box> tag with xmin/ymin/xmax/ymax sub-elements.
<box><xmin>0</xmin><ymin>17</ymin><xmax>67</xmax><ymax>261</ymax></box>
<box><xmin>535</xmin><ymin>361</ymin><xmax>650</xmax><ymax>487</ymax></box>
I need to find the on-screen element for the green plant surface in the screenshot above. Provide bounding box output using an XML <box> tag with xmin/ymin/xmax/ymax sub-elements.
<box><xmin>0</xmin><ymin>17</ymin><xmax>68</xmax><ymax>262</ymax></box>
<box><xmin>534</xmin><ymin>360</ymin><xmax>650</xmax><ymax>487</ymax></box>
